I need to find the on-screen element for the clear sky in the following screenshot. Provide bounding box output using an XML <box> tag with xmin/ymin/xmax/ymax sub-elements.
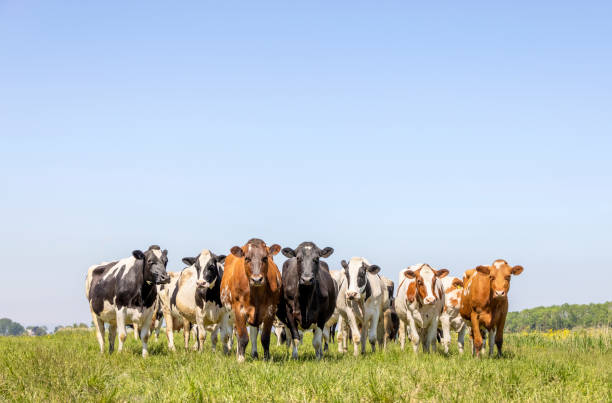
<box><xmin>1</xmin><ymin>2</ymin><xmax>610</xmax><ymax>329</ymax></box>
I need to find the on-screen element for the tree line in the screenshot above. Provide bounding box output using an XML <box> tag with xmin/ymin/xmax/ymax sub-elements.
<box><xmin>505</xmin><ymin>301</ymin><xmax>611</xmax><ymax>332</ymax></box>
<box><xmin>0</xmin><ymin>318</ymin><xmax>89</xmax><ymax>336</ymax></box>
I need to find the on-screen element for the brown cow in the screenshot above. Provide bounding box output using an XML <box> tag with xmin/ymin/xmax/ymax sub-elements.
<box><xmin>459</xmin><ymin>259</ymin><xmax>524</xmax><ymax>357</ymax></box>
<box><xmin>220</xmin><ymin>238</ymin><xmax>282</xmax><ymax>362</ymax></box>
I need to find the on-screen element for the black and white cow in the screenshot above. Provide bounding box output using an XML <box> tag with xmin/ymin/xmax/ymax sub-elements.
<box><xmin>85</xmin><ymin>245</ymin><xmax>170</xmax><ymax>357</ymax></box>
<box><xmin>276</xmin><ymin>242</ymin><xmax>337</xmax><ymax>359</ymax></box>
<box><xmin>172</xmin><ymin>249</ymin><xmax>233</xmax><ymax>354</ymax></box>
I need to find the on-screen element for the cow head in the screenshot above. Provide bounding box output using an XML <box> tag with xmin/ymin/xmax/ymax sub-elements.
<box><xmin>476</xmin><ymin>259</ymin><xmax>523</xmax><ymax>299</ymax></box>
<box><xmin>133</xmin><ymin>245</ymin><xmax>170</xmax><ymax>285</ymax></box>
<box><xmin>182</xmin><ymin>249</ymin><xmax>226</xmax><ymax>290</ymax></box>
<box><xmin>342</xmin><ymin>257</ymin><xmax>380</xmax><ymax>301</ymax></box>
<box><xmin>282</xmin><ymin>242</ymin><xmax>333</xmax><ymax>286</ymax></box>
<box><xmin>230</xmin><ymin>238</ymin><xmax>281</xmax><ymax>287</ymax></box>
<box><xmin>404</xmin><ymin>264</ymin><xmax>448</xmax><ymax>305</ymax></box>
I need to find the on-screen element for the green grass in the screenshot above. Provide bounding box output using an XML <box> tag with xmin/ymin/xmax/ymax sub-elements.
<box><xmin>0</xmin><ymin>329</ymin><xmax>610</xmax><ymax>402</ymax></box>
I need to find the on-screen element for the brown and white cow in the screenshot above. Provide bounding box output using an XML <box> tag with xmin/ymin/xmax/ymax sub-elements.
<box><xmin>438</xmin><ymin>276</ymin><xmax>467</xmax><ymax>354</ymax></box>
<box><xmin>220</xmin><ymin>238</ymin><xmax>282</xmax><ymax>362</ymax></box>
<box><xmin>459</xmin><ymin>259</ymin><xmax>524</xmax><ymax>357</ymax></box>
<box><xmin>394</xmin><ymin>263</ymin><xmax>448</xmax><ymax>353</ymax></box>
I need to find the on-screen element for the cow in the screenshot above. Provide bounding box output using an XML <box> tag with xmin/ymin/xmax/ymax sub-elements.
<box><xmin>334</xmin><ymin>257</ymin><xmax>387</xmax><ymax>356</ymax></box>
<box><xmin>459</xmin><ymin>259</ymin><xmax>523</xmax><ymax>357</ymax></box>
<box><xmin>220</xmin><ymin>238</ymin><xmax>282</xmax><ymax>362</ymax></box>
<box><xmin>438</xmin><ymin>276</ymin><xmax>467</xmax><ymax>354</ymax></box>
<box><xmin>379</xmin><ymin>276</ymin><xmax>395</xmax><ymax>348</ymax></box>
<box><xmin>172</xmin><ymin>249</ymin><xmax>233</xmax><ymax>354</ymax></box>
<box><xmin>85</xmin><ymin>245</ymin><xmax>170</xmax><ymax>357</ymax></box>
<box><xmin>276</xmin><ymin>242</ymin><xmax>337</xmax><ymax>359</ymax></box>
<box><xmin>394</xmin><ymin>263</ymin><xmax>448</xmax><ymax>353</ymax></box>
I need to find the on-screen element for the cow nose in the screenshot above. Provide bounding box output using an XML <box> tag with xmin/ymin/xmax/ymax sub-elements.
<box><xmin>196</xmin><ymin>280</ymin><xmax>207</xmax><ymax>288</ymax></box>
<box><xmin>495</xmin><ymin>290</ymin><xmax>506</xmax><ymax>297</ymax></box>
<box><xmin>250</xmin><ymin>275</ymin><xmax>264</xmax><ymax>286</ymax></box>
<box><xmin>346</xmin><ymin>291</ymin><xmax>358</xmax><ymax>300</ymax></box>
<box><xmin>424</xmin><ymin>296</ymin><xmax>436</xmax><ymax>304</ymax></box>
<box><xmin>300</xmin><ymin>276</ymin><xmax>314</xmax><ymax>285</ymax></box>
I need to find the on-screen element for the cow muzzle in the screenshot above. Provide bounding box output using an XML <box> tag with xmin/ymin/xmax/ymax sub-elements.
<box><xmin>196</xmin><ymin>280</ymin><xmax>209</xmax><ymax>289</ymax></box>
<box><xmin>346</xmin><ymin>291</ymin><xmax>359</xmax><ymax>301</ymax></box>
<box><xmin>494</xmin><ymin>290</ymin><xmax>506</xmax><ymax>298</ymax></box>
<box><xmin>299</xmin><ymin>276</ymin><xmax>314</xmax><ymax>286</ymax></box>
<box><xmin>423</xmin><ymin>296</ymin><xmax>436</xmax><ymax>305</ymax></box>
<box><xmin>250</xmin><ymin>275</ymin><xmax>264</xmax><ymax>287</ymax></box>
<box><xmin>157</xmin><ymin>274</ymin><xmax>171</xmax><ymax>284</ymax></box>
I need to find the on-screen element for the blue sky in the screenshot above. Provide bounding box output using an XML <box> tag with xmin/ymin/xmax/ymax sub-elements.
<box><xmin>1</xmin><ymin>2</ymin><xmax>610</xmax><ymax>328</ymax></box>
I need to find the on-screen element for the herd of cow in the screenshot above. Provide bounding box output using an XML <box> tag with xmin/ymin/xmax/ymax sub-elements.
<box><xmin>85</xmin><ymin>239</ymin><xmax>524</xmax><ymax>362</ymax></box>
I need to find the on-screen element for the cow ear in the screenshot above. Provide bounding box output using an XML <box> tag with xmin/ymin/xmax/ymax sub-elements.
<box><xmin>162</xmin><ymin>249</ymin><xmax>168</xmax><ymax>257</ymax></box>
<box><xmin>182</xmin><ymin>257</ymin><xmax>196</xmax><ymax>266</ymax></box>
<box><xmin>230</xmin><ymin>246</ymin><xmax>244</xmax><ymax>258</ymax></box>
<box><xmin>436</xmin><ymin>269</ymin><xmax>449</xmax><ymax>278</ymax></box>
<box><xmin>341</xmin><ymin>260</ymin><xmax>349</xmax><ymax>269</ymax></box>
<box><xmin>404</xmin><ymin>270</ymin><xmax>416</xmax><ymax>279</ymax></box>
<box><xmin>282</xmin><ymin>247</ymin><xmax>296</xmax><ymax>258</ymax></box>
<box><xmin>132</xmin><ymin>250</ymin><xmax>145</xmax><ymax>260</ymax></box>
<box><xmin>367</xmin><ymin>264</ymin><xmax>381</xmax><ymax>274</ymax></box>
<box><xmin>452</xmin><ymin>278</ymin><xmax>464</xmax><ymax>288</ymax></box>
<box><xmin>511</xmin><ymin>265</ymin><xmax>524</xmax><ymax>275</ymax></box>
<box><xmin>319</xmin><ymin>247</ymin><xmax>334</xmax><ymax>258</ymax></box>
<box><xmin>476</xmin><ymin>265</ymin><xmax>490</xmax><ymax>275</ymax></box>
<box><xmin>269</xmin><ymin>244</ymin><xmax>281</xmax><ymax>256</ymax></box>
<box><xmin>217</xmin><ymin>255</ymin><xmax>227</xmax><ymax>264</ymax></box>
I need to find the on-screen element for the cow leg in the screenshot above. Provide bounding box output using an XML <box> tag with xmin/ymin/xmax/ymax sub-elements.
<box><xmin>370</xmin><ymin>310</ymin><xmax>381</xmax><ymax>353</ymax></box>
<box><xmin>470</xmin><ymin>312</ymin><xmax>483</xmax><ymax>357</ymax></box>
<box><xmin>322</xmin><ymin>326</ymin><xmax>330</xmax><ymax>352</ymax></box>
<box><xmin>108</xmin><ymin>324</ymin><xmax>116</xmax><ymax>353</ymax></box>
<box><xmin>248</xmin><ymin>326</ymin><xmax>259</xmax><ymax>359</ymax></box>
<box><xmin>197</xmin><ymin>321</ymin><xmax>206</xmax><ymax>353</ymax></box>
<box><xmin>495</xmin><ymin>318</ymin><xmax>506</xmax><ymax>357</ymax></box>
<box><xmin>274</xmin><ymin>326</ymin><xmax>283</xmax><ymax>347</ymax></box>
<box><xmin>440</xmin><ymin>314</ymin><xmax>451</xmax><ymax>354</ymax></box>
<box><xmin>133</xmin><ymin>323</ymin><xmax>139</xmax><ymax>340</ymax></box>
<box><xmin>164</xmin><ymin>313</ymin><xmax>175</xmax><ymax>352</ymax></box>
<box><xmin>210</xmin><ymin>325</ymin><xmax>219</xmax><ymax>352</ymax></box>
<box><xmin>398</xmin><ymin>318</ymin><xmax>407</xmax><ymax>350</ymax></box>
<box><xmin>182</xmin><ymin>320</ymin><xmax>191</xmax><ymax>350</ymax></box>
<box><xmin>261</xmin><ymin>318</ymin><xmax>274</xmax><ymax>361</ymax></box>
<box><xmin>407</xmin><ymin>317</ymin><xmax>420</xmax><ymax>353</ymax></box>
<box><xmin>457</xmin><ymin>323</ymin><xmax>467</xmax><ymax>354</ymax></box>
<box><xmin>426</xmin><ymin>321</ymin><xmax>439</xmax><ymax>353</ymax></box>
<box><xmin>336</xmin><ymin>315</ymin><xmax>346</xmax><ymax>353</ymax></box>
<box><xmin>488</xmin><ymin>328</ymin><xmax>497</xmax><ymax>356</ymax></box>
<box><xmin>116</xmin><ymin>308</ymin><xmax>127</xmax><ymax>353</ymax></box>
<box><xmin>219</xmin><ymin>313</ymin><xmax>232</xmax><ymax>355</ymax></box>
<box><xmin>313</xmin><ymin>327</ymin><xmax>324</xmax><ymax>359</ymax></box>
<box><xmin>91</xmin><ymin>314</ymin><xmax>105</xmax><ymax>353</ymax></box>
<box><xmin>234</xmin><ymin>314</ymin><xmax>249</xmax><ymax>363</ymax></box>
<box><xmin>345</xmin><ymin>312</ymin><xmax>361</xmax><ymax>356</ymax></box>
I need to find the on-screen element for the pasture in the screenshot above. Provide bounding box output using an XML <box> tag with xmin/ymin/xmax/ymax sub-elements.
<box><xmin>0</xmin><ymin>329</ymin><xmax>610</xmax><ymax>402</ymax></box>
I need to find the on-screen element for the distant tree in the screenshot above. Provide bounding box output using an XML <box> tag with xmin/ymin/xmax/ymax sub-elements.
<box><xmin>506</xmin><ymin>302</ymin><xmax>611</xmax><ymax>332</ymax></box>
<box><xmin>0</xmin><ymin>318</ymin><xmax>25</xmax><ymax>336</ymax></box>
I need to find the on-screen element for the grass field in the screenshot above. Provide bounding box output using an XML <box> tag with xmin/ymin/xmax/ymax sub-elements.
<box><xmin>1</xmin><ymin>328</ymin><xmax>610</xmax><ymax>402</ymax></box>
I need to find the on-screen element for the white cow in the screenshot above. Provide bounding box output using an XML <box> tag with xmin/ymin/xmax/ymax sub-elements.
<box><xmin>438</xmin><ymin>276</ymin><xmax>468</xmax><ymax>354</ymax></box>
<box><xmin>173</xmin><ymin>249</ymin><xmax>234</xmax><ymax>354</ymax></box>
<box><xmin>394</xmin><ymin>263</ymin><xmax>448</xmax><ymax>353</ymax></box>
<box><xmin>335</xmin><ymin>257</ymin><xmax>388</xmax><ymax>356</ymax></box>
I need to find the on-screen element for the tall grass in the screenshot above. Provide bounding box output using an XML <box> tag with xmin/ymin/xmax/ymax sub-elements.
<box><xmin>0</xmin><ymin>329</ymin><xmax>610</xmax><ymax>402</ymax></box>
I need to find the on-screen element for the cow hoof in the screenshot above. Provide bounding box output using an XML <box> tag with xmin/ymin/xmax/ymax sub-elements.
<box><xmin>251</xmin><ymin>352</ymin><xmax>259</xmax><ymax>359</ymax></box>
<box><xmin>237</xmin><ymin>355</ymin><xmax>246</xmax><ymax>363</ymax></box>
<box><xmin>142</xmin><ymin>351</ymin><xmax>148</xmax><ymax>358</ymax></box>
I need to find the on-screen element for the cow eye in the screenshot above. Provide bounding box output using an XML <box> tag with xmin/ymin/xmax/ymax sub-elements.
<box><xmin>245</xmin><ymin>257</ymin><xmax>251</xmax><ymax>262</ymax></box>
<box><xmin>262</xmin><ymin>256</ymin><xmax>268</xmax><ymax>262</ymax></box>
<box><xmin>505</xmin><ymin>276</ymin><xmax>511</xmax><ymax>281</ymax></box>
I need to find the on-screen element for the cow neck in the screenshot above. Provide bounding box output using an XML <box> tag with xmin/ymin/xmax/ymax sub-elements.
<box><xmin>138</xmin><ymin>260</ymin><xmax>157</xmax><ymax>307</ymax></box>
<box><xmin>297</xmin><ymin>278</ymin><xmax>318</xmax><ymax>324</ymax></box>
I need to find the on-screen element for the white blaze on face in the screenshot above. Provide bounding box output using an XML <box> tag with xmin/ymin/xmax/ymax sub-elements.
<box><xmin>152</xmin><ymin>249</ymin><xmax>163</xmax><ymax>260</ymax></box>
<box><xmin>419</xmin><ymin>264</ymin><xmax>437</xmax><ymax>304</ymax></box>
<box><xmin>347</xmin><ymin>257</ymin><xmax>370</xmax><ymax>296</ymax></box>
<box><xmin>196</xmin><ymin>249</ymin><xmax>213</xmax><ymax>286</ymax></box>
